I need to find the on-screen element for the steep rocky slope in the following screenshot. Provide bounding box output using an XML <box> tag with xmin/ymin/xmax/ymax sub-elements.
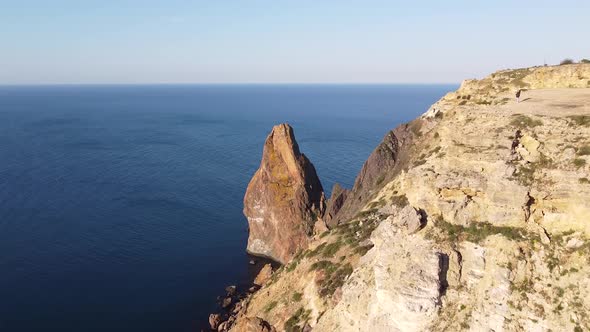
<box><xmin>244</xmin><ymin>124</ymin><xmax>325</xmax><ymax>264</ymax></box>
<box><xmin>227</xmin><ymin>64</ymin><xmax>590</xmax><ymax>332</ymax></box>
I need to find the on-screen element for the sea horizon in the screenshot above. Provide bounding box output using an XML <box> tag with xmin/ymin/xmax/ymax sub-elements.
<box><xmin>0</xmin><ymin>82</ymin><xmax>458</xmax><ymax>88</ymax></box>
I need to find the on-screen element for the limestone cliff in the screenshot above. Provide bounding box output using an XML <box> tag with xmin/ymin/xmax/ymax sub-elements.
<box><xmin>244</xmin><ymin>123</ymin><xmax>325</xmax><ymax>264</ymax></box>
<box><xmin>227</xmin><ymin>64</ymin><xmax>590</xmax><ymax>332</ymax></box>
<box><xmin>326</xmin><ymin>123</ymin><xmax>418</xmax><ymax>227</ymax></box>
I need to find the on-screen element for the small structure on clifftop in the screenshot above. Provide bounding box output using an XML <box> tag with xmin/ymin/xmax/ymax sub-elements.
<box><xmin>243</xmin><ymin>123</ymin><xmax>325</xmax><ymax>264</ymax></box>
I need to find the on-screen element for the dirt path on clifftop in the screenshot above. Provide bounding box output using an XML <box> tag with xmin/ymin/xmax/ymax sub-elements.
<box><xmin>500</xmin><ymin>88</ymin><xmax>590</xmax><ymax>117</ymax></box>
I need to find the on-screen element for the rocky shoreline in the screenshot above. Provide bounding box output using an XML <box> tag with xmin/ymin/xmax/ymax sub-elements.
<box><xmin>204</xmin><ymin>257</ymin><xmax>279</xmax><ymax>331</ymax></box>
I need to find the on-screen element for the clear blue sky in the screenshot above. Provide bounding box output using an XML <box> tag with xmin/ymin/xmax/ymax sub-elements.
<box><xmin>1</xmin><ymin>0</ymin><xmax>589</xmax><ymax>84</ymax></box>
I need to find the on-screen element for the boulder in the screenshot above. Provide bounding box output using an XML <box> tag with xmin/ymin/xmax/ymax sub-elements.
<box><xmin>243</xmin><ymin>124</ymin><xmax>325</xmax><ymax>263</ymax></box>
<box><xmin>218</xmin><ymin>321</ymin><xmax>229</xmax><ymax>331</ymax></box>
<box><xmin>232</xmin><ymin>301</ymin><xmax>242</xmax><ymax>314</ymax></box>
<box><xmin>313</xmin><ymin>217</ymin><xmax>329</xmax><ymax>235</ymax></box>
<box><xmin>225</xmin><ymin>285</ymin><xmax>237</xmax><ymax>297</ymax></box>
<box><xmin>209</xmin><ymin>313</ymin><xmax>222</xmax><ymax>330</ymax></box>
<box><xmin>253</xmin><ymin>263</ymin><xmax>273</xmax><ymax>286</ymax></box>
<box><xmin>567</xmin><ymin>237</ymin><xmax>584</xmax><ymax>249</ymax></box>
<box><xmin>222</xmin><ymin>297</ymin><xmax>232</xmax><ymax>309</ymax></box>
<box><xmin>515</xmin><ymin>134</ymin><xmax>540</xmax><ymax>162</ymax></box>
<box><xmin>397</xmin><ymin>205</ymin><xmax>425</xmax><ymax>234</ymax></box>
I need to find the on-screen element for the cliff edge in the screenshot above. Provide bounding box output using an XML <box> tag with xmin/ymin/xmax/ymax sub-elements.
<box><xmin>227</xmin><ymin>64</ymin><xmax>590</xmax><ymax>332</ymax></box>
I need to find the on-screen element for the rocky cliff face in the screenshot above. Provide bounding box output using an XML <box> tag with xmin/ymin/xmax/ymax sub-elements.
<box><xmin>244</xmin><ymin>123</ymin><xmax>325</xmax><ymax>264</ymax></box>
<box><xmin>326</xmin><ymin>124</ymin><xmax>419</xmax><ymax>227</ymax></box>
<box><xmin>228</xmin><ymin>64</ymin><xmax>590</xmax><ymax>332</ymax></box>
<box><xmin>323</xmin><ymin>183</ymin><xmax>349</xmax><ymax>226</ymax></box>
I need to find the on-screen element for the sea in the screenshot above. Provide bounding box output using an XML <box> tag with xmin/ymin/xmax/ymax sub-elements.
<box><xmin>0</xmin><ymin>84</ymin><xmax>455</xmax><ymax>331</ymax></box>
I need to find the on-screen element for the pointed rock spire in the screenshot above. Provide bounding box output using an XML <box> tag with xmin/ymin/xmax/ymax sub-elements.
<box><xmin>243</xmin><ymin>124</ymin><xmax>325</xmax><ymax>264</ymax></box>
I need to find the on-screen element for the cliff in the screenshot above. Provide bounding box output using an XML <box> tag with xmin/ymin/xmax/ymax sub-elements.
<box><xmin>324</xmin><ymin>123</ymin><xmax>418</xmax><ymax>228</ymax></box>
<box><xmin>227</xmin><ymin>63</ymin><xmax>590</xmax><ymax>332</ymax></box>
<box><xmin>244</xmin><ymin>124</ymin><xmax>325</xmax><ymax>264</ymax></box>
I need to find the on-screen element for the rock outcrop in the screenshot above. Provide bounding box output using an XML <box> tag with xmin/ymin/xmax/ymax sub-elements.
<box><xmin>244</xmin><ymin>123</ymin><xmax>325</xmax><ymax>264</ymax></box>
<box><xmin>328</xmin><ymin>123</ymin><xmax>417</xmax><ymax>227</ymax></box>
<box><xmin>323</xmin><ymin>183</ymin><xmax>349</xmax><ymax>226</ymax></box>
<box><xmin>315</xmin><ymin>213</ymin><xmax>444</xmax><ymax>331</ymax></box>
<box><xmin>253</xmin><ymin>264</ymin><xmax>273</xmax><ymax>286</ymax></box>
<box><xmin>209</xmin><ymin>313</ymin><xmax>222</xmax><ymax>330</ymax></box>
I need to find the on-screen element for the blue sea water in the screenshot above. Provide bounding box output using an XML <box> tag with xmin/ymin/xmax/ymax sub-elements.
<box><xmin>0</xmin><ymin>84</ymin><xmax>455</xmax><ymax>331</ymax></box>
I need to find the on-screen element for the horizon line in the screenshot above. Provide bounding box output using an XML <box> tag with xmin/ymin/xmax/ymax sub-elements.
<box><xmin>0</xmin><ymin>81</ymin><xmax>460</xmax><ymax>87</ymax></box>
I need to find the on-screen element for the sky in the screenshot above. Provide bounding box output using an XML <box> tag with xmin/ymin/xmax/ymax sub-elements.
<box><xmin>1</xmin><ymin>0</ymin><xmax>589</xmax><ymax>84</ymax></box>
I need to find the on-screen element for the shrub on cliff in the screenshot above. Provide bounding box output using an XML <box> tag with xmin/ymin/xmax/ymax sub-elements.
<box><xmin>510</xmin><ymin>114</ymin><xmax>543</xmax><ymax>128</ymax></box>
<box><xmin>321</xmin><ymin>241</ymin><xmax>343</xmax><ymax>258</ymax></box>
<box><xmin>577</xmin><ymin>145</ymin><xmax>590</xmax><ymax>156</ymax></box>
<box><xmin>284</xmin><ymin>307</ymin><xmax>311</xmax><ymax>332</ymax></box>
<box><xmin>568</xmin><ymin>115</ymin><xmax>590</xmax><ymax>127</ymax></box>
<box><xmin>560</xmin><ymin>58</ymin><xmax>575</xmax><ymax>65</ymax></box>
<box><xmin>573</xmin><ymin>158</ymin><xmax>586</xmax><ymax>168</ymax></box>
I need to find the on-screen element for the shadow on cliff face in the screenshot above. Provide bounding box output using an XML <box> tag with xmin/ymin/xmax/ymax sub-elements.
<box><xmin>438</xmin><ymin>253</ymin><xmax>450</xmax><ymax>300</ymax></box>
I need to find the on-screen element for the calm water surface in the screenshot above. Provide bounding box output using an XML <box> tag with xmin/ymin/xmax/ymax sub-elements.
<box><xmin>0</xmin><ymin>84</ymin><xmax>455</xmax><ymax>331</ymax></box>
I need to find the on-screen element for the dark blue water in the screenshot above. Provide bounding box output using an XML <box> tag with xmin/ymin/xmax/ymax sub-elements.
<box><xmin>0</xmin><ymin>84</ymin><xmax>454</xmax><ymax>331</ymax></box>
